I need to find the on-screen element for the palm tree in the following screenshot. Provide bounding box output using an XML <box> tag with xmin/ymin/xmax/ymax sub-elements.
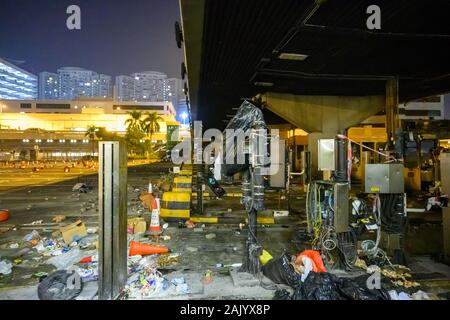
<box><xmin>142</xmin><ymin>112</ymin><xmax>163</xmax><ymax>145</ymax></box>
<box><xmin>124</xmin><ymin>110</ymin><xmax>143</xmax><ymax>132</ymax></box>
<box><xmin>85</xmin><ymin>125</ymin><xmax>99</xmax><ymax>158</ymax></box>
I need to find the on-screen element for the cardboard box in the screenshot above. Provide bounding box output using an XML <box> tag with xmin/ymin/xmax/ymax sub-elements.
<box><xmin>127</xmin><ymin>217</ymin><xmax>147</xmax><ymax>234</ymax></box>
<box><xmin>139</xmin><ymin>192</ymin><xmax>155</xmax><ymax>211</ymax></box>
<box><xmin>60</xmin><ymin>220</ymin><xmax>87</xmax><ymax>244</ymax></box>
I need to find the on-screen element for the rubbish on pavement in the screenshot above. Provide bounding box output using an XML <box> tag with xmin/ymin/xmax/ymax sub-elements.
<box><xmin>0</xmin><ymin>260</ymin><xmax>12</xmax><ymax>275</ymax></box>
<box><xmin>52</xmin><ymin>215</ymin><xmax>66</xmax><ymax>223</ymax></box>
<box><xmin>127</xmin><ymin>217</ymin><xmax>146</xmax><ymax>235</ymax></box>
<box><xmin>0</xmin><ymin>209</ymin><xmax>10</xmax><ymax>222</ymax></box>
<box><xmin>129</xmin><ymin>241</ymin><xmax>169</xmax><ymax>256</ymax></box>
<box><xmin>388</xmin><ymin>290</ymin><xmax>412</xmax><ymax>300</ymax></box>
<box><xmin>23</xmin><ymin>230</ymin><xmax>40</xmax><ymax>242</ymax></box>
<box><xmin>288</xmin><ymin>272</ymin><xmax>390</xmax><ymax>300</ymax></box>
<box><xmin>157</xmin><ymin>254</ymin><xmax>179</xmax><ymax>268</ymax></box>
<box><xmin>79</xmin><ymin>255</ymin><xmax>98</xmax><ymax>263</ymax></box>
<box><xmin>262</xmin><ymin>253</ymin><xmax>302</xmax><ymax>287</ymax></box>
<box><xmin>162</xmin><ymin>223</ymin><xmax>169</xmax><ymax>229</ymax></box>
<box><xmin>86</xmin><ymin>227</ymin><xmax>97</xmax><ymax>234</ymax></box>
<box><xmin>37</xmin><ymin>270</ymin><xmax>83</xmax><ymax>300</ymax></box>
<box><xmin>201</xmin><ymin>270</ymin><xmax>214</xmax><ymax>285</ymax></box>
<box><xmin>274</xmin><ymin>210</ymin><xmax>289</xmax><ymax>217</ymax></box>
<box><xmin>294</xmin><ymin>250</ymin><xmax>327</xmax><ymax>282</ymax></box>
<box><xmin>186</xmin><ymin>246</ymin><xmax>198</xmax><ymax>252</ymax></box>
<box><xmin>78</xmin><ymin>267</ymin><xmax>98</xmax><ymax>283</ymax></box>
<box><xmin>185</xmin><ymin>220</ymin><xmax>195</xmax><ymax>229</ymax></box>
<box><xmin>205</xmin><ymin>233</ymin><xmax>216</xmax><ymax>240</ymax></box>
<box><xmin>72</xmin><ymin>183</ymin><xmax>89</xmax><ymax>193</ymax></box>
<box><xmin>60</xmin><ymin>220</ymin><xmax>87</xmax><ymax>244</ymax></box>
<box><xmin>161</xmin><ymin>235</ymin><xmax>171</xmax><ymax>241</ymax></box>
<box><xmin>411</xmin><ymin>290</ymin><xmax>433</xmax><ymax>300</ymax></box>
<box><xmin>139</xmin><ymin>192</ymin><xmax>155</xmax><ymax>211</ymax></box>
<box><xmin>259</xmin><ymin>249</ymin><xmax>273</xmax><ymax>266</ymax></box>
<box><xmin>9</xmin><ymin>243</ymin><xmax>19</xmax><ymax>249</ymax></box>
<box><xmin>47</xmin><ymin>248</ymin><xmax>96</xmax><ymax>270</ymax></box>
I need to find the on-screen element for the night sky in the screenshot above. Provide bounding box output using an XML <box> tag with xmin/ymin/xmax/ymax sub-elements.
<box><xmin>0</xmin><ymin>0</ymin><xmax>183</xmax><ymax>78</ymax></box>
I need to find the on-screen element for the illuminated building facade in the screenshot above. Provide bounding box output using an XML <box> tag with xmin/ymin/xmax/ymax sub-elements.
<box><xmin>0</xmin><ymin>57</ymin><xmax>37</xmax><ymax>100</ymax></box>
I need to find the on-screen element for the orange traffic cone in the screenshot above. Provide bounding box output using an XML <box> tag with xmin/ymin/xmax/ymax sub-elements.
<box><xmin>129</xmin><ymin>241</ymin><xmax>168</xmax><ymax>256</ymax></box>
<box><xmin>148</xmin><ymin>197</ymin><xmax>161</xmax><ymax>234</ymax></box>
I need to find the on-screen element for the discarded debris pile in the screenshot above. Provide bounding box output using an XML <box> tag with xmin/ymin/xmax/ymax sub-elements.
<box><xmin>263</xmin><ymin>249</ymin><xmax>434</xmax><ymax>300</ymax></box>
<box><xmin>122</xmin><ymin>252</ymin><xmax>188</xmax><ymax>299</ymax></box>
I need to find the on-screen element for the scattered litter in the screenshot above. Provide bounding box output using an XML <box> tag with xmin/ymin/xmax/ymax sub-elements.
<box><xmin>0</xmin><ymin>260</ymin><xmax>12</xmax><ymax>275</ymax></box>
<box><xmin>412</xmin><ymin>290</ymin><xmax>433</xmax><ymax>300</ymax></box>
<box><xmin>161</xmin><ymin>235</ymin><xmax>171</xmax><ymax>241</ymax></box>
<box><xmin>28</xmin><ymin>220</ymin><xmax>43</xmax><ymax>225</ymax></box>
<box><xmin>185</xmin><ymin>220</ymin><xmax>195</xmax><ymax>229</ymax></box>
<box><xmin>52</xmin><ymin>215</ymin><xmax>66</xmax><ymax>223</ymax></box>
<box><xmin>193</xmin><ymin>228</ymin><xmax>204</xmax><ymax>233</ymax></box>
<box><xmin>201</xmin><ymin>270</ymin><xmax>214</xmax><ymax>285</ymax></box>
<box><xmin>274</xmin><ymin>210</ymin><xmax>289</xmax><ymax>218</ymax></box>
<box><xmin>86</xmin><ymin>227</ymin><xmax>98</xmax><ymax>234</ymax></box>
<box><xmin>0</xmin><ymin>209</ymin><xmax>9</xmax><ymax>222</ymax></box>
<box><xmin>157</xmin><ymin>254</ymin><xmax>179</xmax><ymax>268</ymax></box>
<box><xmin>9</xmin><ymin>243</ymin><xmax>19</xmax><ymax>249</ymax></box>
<box><xmin>23</xmin><ymin>230</ymin><xmax>40</xmax><ymax>241</ymax></box>
<box><xmin>389</xmin><ymin>290</ymin><xmax>412</xmax><ymax>300</ymax></box>
<box><xmin>205</xmin><ymin>233</ymin><xmax>216</xmax><ymax>240</ymax></box>
<box><xmin>60</xmin><ymin>220</ymin><xmax>87</xmax><ymax>244</ymax></box>
<box><xmin>72</xmin><ymin>183</ymin><xmax>89</xmax><ymax>193</ymax></box>
<box><xmin>162</xmin><ymin>223</ymin><xmax>169</xmax><ymax>229</ymax></box>
<box><xmin>186</xmin><ymin>246</ymin><xmax>198</xmax><ymax>253</ymax></box>
<box><xmin>47</xmin><ymin>248</ymin><xmax>96</xmax><ymax>270</ymax></box>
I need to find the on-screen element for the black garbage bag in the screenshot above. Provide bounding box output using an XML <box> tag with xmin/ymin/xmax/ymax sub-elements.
<box><xmin>273</xmin><ymin>289</ymin><xmax>291</xmax><ymax>300</ymax></box>
<box><xmin>38</xmin><ymin>270</ymin><xmax>83</xmax><ymax>300</ymax></box>
<box><xmin>262</xmin><ymin>253</ymin><xmax>302</xmax><ymax>287</ymax></box>
<box><xmin>291</xmin><ymin>272</ymin><xmax>390</xmax><ymax>300</ymax></box>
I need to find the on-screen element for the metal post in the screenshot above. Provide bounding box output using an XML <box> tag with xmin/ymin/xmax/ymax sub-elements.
<box><xmin>98</xmin><ymin>141</ymin><xmax>128</xmax><ymax>300</ymax></box>
<box><xmin>440</xmin><ymin>152</ymin><xmax>450</xmax><ymax>263</ymax></box>
<box><xmin>386</xmin><ymin>78</ymin><xmax>399</xmax><ymax>150</ymax></box>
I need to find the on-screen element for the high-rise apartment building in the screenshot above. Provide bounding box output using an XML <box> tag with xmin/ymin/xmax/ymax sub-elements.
<box><xmin>0</xmin><ymin>57</ymin><xmax>37</xmax><ymax>100</ymax></box>
<box><xmin>116</xmin><ymin>71</ymin><xmax>183</xmax><ymax>107</ymax></box>
<box><xmin>38</xmin><ymin>72</ymin><xmax>59</xmax><ymax>99</ymax></box>
<box><xmin>38</xmin><ymin>67</ymin><xmax>112</xmax><ymax>100</ymax></box>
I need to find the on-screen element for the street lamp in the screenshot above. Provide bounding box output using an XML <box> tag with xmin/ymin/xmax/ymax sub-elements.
<box><xmin>180</xmin><ymin>111</ymin><xmax>188</xmax><ymax>125</ymax></box>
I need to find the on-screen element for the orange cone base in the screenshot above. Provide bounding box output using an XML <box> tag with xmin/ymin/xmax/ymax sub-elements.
<box><xmin>129</xmin><ymin>241</ymin><xmax>168</xmax><ymax>256</ymax></box>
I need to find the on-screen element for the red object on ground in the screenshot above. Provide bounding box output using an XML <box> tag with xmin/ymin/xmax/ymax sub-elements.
<box><xmin>0</xmin><ymin>210</ymin><xmax>9</xmax><ymax>222</ymax></box>
<box><xmin>129</xmin><ymin>241</ymin><xmax>168</xmax><ymax>256</ymax></box>
<box><xmin>297</xmin><ymin>250</ymin><xmax>327</xmax><ymax>272</ymax></box>
<box><xmin>79</xmin><ymin>255</ymin><xmax>98</xmax><ymax>263</ymax></box>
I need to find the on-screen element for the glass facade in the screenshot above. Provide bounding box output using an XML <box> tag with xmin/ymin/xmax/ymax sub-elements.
<box><xmin>0</xmin><ymin>58</ymin><xmax>37</xmax><ymax>100</ymax></box>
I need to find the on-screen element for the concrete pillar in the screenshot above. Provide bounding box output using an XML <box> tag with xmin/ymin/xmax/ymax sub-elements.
<box><xmin>385</xmin><ymin>78</ymin><xmax>399</xmax><ymax>149</ymax></box>
<box><xmin>98</xmin><ymin>141</ymin><xmax>128</xmax><ymax>300</ymax></box>
<box><xmin>260</xmin><ymin>93</ymin><xmax>385</xmax><ymax>178</ymax></box>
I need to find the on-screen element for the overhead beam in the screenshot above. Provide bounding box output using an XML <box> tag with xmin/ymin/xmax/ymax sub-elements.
<box><xmin>260</xmin><ymin>92</ymin><xmax>385</xmax><ymax>133</ymax></box>
<box><xmin>179</xmin><ymin>0</ymin><xmax>205</xmax><ymax>121</ymax></box>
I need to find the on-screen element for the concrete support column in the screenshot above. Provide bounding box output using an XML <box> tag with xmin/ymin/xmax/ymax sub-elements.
<box><xmin>385</xmin><ymin>78</ymin><xmax>399</xmax><ymax>149</ymax></box>
<box><xmin>98</xmin><ymin>141</ymin><xmax>128</xmax><ymax>300</ymax></box>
